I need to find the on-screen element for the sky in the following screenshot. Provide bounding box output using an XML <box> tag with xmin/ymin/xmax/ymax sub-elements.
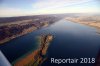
<box><xmin>0</xmin><ymin>0</ymin><xmax>100</xmax><ymax>17</ymax></box>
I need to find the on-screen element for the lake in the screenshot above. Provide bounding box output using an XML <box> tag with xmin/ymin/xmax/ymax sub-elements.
<box><xmin>0</xmin><ymin>19</ymin><xmax>100</xmax><ymax>66</ymax></box>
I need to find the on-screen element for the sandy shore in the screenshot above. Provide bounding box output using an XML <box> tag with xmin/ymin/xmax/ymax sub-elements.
<box><xmin>65</xmin><ymin>17</ymin><xmax>100</xmax><ymax>30</ymax></box>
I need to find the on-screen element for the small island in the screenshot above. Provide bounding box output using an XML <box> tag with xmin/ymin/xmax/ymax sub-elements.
<box><xmin>13</xmin><ymin>34</ymin><xmax>53</xmax><ymax>66</ymax></box>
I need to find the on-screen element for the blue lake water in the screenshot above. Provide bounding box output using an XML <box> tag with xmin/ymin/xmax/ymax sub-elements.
<box><xmin>0</xmin><ymin>19</ymin><xmax>100</xmax><ymax>66</ymax></box>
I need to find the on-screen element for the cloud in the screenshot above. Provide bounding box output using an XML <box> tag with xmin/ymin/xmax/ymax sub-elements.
<box><xmin>32</xmin><ymin>0</ymin><xmax>92</xmax><ymax>9</ymax></box>
<box><xmin>0</xmin><ymin>0</ymin><xmax>99</xmax><ymax>17</ymax></box>
<box><xmin>32</xmin><ymin>0</ymin><xmax>99</xmax><ymax>14</ymax></box>
<box><xmin>0</xmin><ymin>7</ymin><xmax>33</xmax><ymax>17</ymax></box>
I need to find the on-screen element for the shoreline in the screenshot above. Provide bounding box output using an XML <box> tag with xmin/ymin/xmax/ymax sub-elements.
<box><xmin>0</xmin><ymin>21</ymin><xmax>54</xmax><ymax>45</ymax></box>
<box><xmin>0</xmin><ymin>15</ymin><xmax>61</xmax><ymax>45</ymax></box>
<box><xmin>0</xmin><ymin>26</ymin><xmax>37</xmax><ymax>45</ymax></box>
<box><xmin>65</xmin><ymin>18</ymin><xmax>100</xmax><ymax>32</ymax></box>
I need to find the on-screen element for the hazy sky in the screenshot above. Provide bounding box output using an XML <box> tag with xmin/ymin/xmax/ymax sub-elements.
<box><xmin>0</xmin><ymin>0</ymin><xmax>100</xmax><ymax>17</ymax></box>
